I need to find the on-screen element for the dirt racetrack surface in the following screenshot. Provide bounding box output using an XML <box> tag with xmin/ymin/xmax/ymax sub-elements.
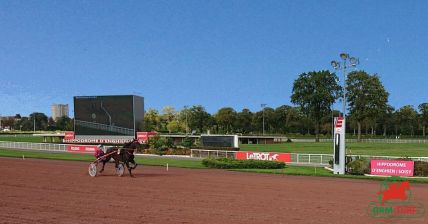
<box><xmin>0</xmin><ymin>157</ymin><xmax>427</xmax><ymax>224</ymax></box>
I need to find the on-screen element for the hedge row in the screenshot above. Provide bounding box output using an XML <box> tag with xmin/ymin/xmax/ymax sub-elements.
<box><xmin>414</xmin><ymin>161</ymin><xmax>428</xmax><ymax>176</ymax></box>
<box><xmin>202</xmin><ymin>158</ymin><xmax>286</xmax><ymax>169</ymax></box>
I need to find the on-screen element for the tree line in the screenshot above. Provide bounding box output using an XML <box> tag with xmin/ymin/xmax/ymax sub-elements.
<box><xmin>145</xmin><ymin>70</ymin><xmax>428</xmax><ymax>141</ymax></box>
<box><xmin>3</xmin><ymin>70</ymin><xmax>426</xmax><ymax>141</ymax></box>
<box><xmin>2</xmin><ymin>113</ymin><xmax>73</xmax><ymax>131</ymax></box>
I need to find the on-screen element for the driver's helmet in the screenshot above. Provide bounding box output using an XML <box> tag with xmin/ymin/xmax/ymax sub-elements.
<box><xmin>97</xmin><ymin>144</ymin><xmax>104</xmax><ymax>151</ymax></box>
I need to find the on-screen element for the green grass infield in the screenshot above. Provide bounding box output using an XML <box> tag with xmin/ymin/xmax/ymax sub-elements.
<box><xmin>1</xmin><ymin>148</ymin><xmax>428</xmax><ymax>183</ymax></box>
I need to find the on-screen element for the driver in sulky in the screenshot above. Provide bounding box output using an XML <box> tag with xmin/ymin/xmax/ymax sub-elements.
<box><xmin>95</xmin><ymin>144</ymin><xmax>105</xmax><ymax>159</ymax></box>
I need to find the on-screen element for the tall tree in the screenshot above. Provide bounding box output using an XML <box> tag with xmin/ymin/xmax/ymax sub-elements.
<box><xmin>346</xmin><ymin>71</ymin><xmax>389</xmax><ymax>141</ymax></box>
<box><xmin>161</xmin><ymin>106</ymin><xmax>177</xmax><ymax>132</ymax></box>
<box><xmin>419</xmin><ymin>103</ymin><xmax>428</xmax><ymax>136</ymax></box>
<box><xmin>14</xmin><ymin>117</ymin><xmax>33</xmax><ymax>131</ymax></box>
<box><xmin>161</xmin><ymin>106</ymin><xmax>177</xmax><ymax>123</ymax></box>
<box><xmin>214</xmin><ymin>107</ymin><xmax>237</xmax><ymax>134</ymax></box>
<box><xmin>291</xmin><ymin>70</ymin><xmax>341</xmax><ymax>142</ymax></box>
<box><xmin>144</xmin><ymin>109</ymin><xmax>161</xmax><ymax>131</ymax></box>
<box><xmin>56</xmin><ymin>116</ymin><xmax>73</xmax><ymax>131</ymax></box>
<box><xmin>187</xmin><ymin>105</ymin><xmax>212</xmax><ymax>134</ymax></box>
<box><xmin>377</xmin><ymin>105</ymin><xmax>395</xmax><ymax>137</ymax></box>
<box><xmin>29</xmin><ymin>112</ymin><xmax>48</xmax><ymax>131</ymax></box>
<box><xmin>235</xmin><ymin>109</ymin><xmax>253</xmax><ymax>134</ymax></box>
<box><xmin>397</xmin><ymin>105</ymin><xmax>418</xmax><ymax>136</ymax></box>
<box><xmin>273</xmin><ymin>105</ymin><xmax>299</xmax><ymax>134</ymax></box>
<box><xmin>252</xmin><ymin>107</ymin><xmax>275</xmax><ymax>135</ymax></box>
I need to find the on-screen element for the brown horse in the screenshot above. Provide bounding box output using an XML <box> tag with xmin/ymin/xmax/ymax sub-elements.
<box><xmin>99</xmin><ymin>139</ymin><xmax>139</xmax><ymax>177</ymax></box>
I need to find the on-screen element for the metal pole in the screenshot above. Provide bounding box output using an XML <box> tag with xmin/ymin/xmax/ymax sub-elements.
<box><xmin>183</xmin><ymin>106</ymin><xmax>189</xmax><ymax>134</ymax></box>
<box><xmin>263</xmin><ymin>109</ymin><xmax>265</xmax><ymax>135</ymax></box>
<box><xmin>342</xmin><ymin>60</ymin><xmax>347</xmax><ymax>118</ymax></box>
<box><xmin>33</xmin><ymin>114</ymin><xmax>36</xmax><ymax>132</ymax></box>
<box><xmin>261</xmin><ymin>104</ymin><xmax>266</xmax><ymax>135</ymax></box>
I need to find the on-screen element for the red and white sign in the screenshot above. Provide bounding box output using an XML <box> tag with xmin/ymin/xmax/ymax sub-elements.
<box><xmin>335</xmin><ymin>117</ymin><xmax>344</xmax><ymax>133</ymax></box>
<box><xmin>63</xmin><ymin>138</ymin><xmax>131</xmax><ymax>144</ymax></box>
<box><xmin>136</xmin><ymin>131</ymin><xmax>158</xmax><ymax>143</ymax></box>
<box><xmin>66</xmin><ymin>145</ymin><xmax>98</xmax><ymax>153</ymax></box>
<box><xmin>236</xmin><ymin>151</ymin><xmax>291</xmax><ymax>163</ymax></box>
<box><xmin>371</xmin><ymin>160</ymin><xmax>414</xmax><ymax>177</ymax></box>
<box><xmin>64</xmin><ymin>131</ymin><xmax>75</xmax><ymax>140</ymax></box>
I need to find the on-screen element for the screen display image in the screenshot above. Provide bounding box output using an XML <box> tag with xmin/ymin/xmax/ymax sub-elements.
<box><xmin>201</xmin><ymin>135</ymin><xmax>237</xmax><ymax>148</ymax></box>
<box><xmin>74</xmin><ymin>95</ymin><xmax>144</xmax><ymax>136</ymax></box>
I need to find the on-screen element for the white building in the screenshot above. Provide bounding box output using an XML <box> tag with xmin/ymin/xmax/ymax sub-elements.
<box><xmin>51</xmin><ymin>104</ymin><xmax>69</xmax><ymax>121</ymax></box>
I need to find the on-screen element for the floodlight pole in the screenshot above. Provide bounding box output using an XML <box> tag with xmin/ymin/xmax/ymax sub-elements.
<box><xmin>331</xmin><ymin>53</ymin><xmax>359</xmax><ymax>175</ymax></box>
<box><xmin>261</xmin><ymin>104</ymin><xmax>267</xmax><ymax>135</ymax></box>
<box><xmin>184</xmin><ymin>105</ymin><xmax>189</xmax><ymax>134</ymax></box>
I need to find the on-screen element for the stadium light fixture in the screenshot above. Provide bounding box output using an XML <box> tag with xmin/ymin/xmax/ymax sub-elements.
<box><xmin>340</xmin><ymin>53</ymin><xmax>349</xmax><ymax>60</ymax></box>
<box><xmin>331</xmin><ymin>60</ymin><xmax>340</xmax><ymax>70</ymax></box>
<box><xmin>350</xmin><ymin>57</ymin><xmax>359</xmax><ymax>67</ymax></box>
<box><xmin>330</xmin><ymin>53</ymin><xmax>359</xmax><ymax>175</ymax></box>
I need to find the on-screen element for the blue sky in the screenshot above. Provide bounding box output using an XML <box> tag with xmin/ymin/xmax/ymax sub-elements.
<box><xmin>1</xmin><ymin>0</ymin><xmax>427</xmax><ymax>117</ymax></box>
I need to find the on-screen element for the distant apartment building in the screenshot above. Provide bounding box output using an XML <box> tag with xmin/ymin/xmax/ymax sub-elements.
<box><xmin>51</xmin><ymin>104</ymin><xmax>69</xmax><ymax>121</ymax></box>
<box><xmin>0</xmin><ymin>115</ymin><xmax>17</xmax><ymax>130</ymax></box>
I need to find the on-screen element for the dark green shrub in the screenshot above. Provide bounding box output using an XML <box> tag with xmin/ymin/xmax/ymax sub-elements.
<box><xmin>148</xmin><ymin>135</ymin><xmax>174</xmax><ymax>155</ymax></box>
<box><xmin>414</xmin><ymin>161</ymin><xmax>428</xmax><ymax>176</ymax></box>
<box><xmin>135</xmin><ymin>143</ymin><xmax>149</xmax><ymax>153</ymax></box>
<box><xmin>180</xmin><ymin>136</ymin><xmax>194</xmax><ymax>149</ymax></box>
<box><xmin>202</xmin><ymin>158</ymin><xmax>286</xmax><ymax>169</ymax></box>
<box><xmin>346</xmin><ymin>158</ymin><xmax>370</xmax><ymax>175</ymax></box>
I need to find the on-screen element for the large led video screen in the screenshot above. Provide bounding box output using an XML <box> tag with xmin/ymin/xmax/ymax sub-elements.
<box><xmin>74</xmin><ymin>95</ymin><xmax>144</xmax><ymax>136</ymax></box>
<box><xmin>200</xmin><ymin>135</ymin><xmax>238</xmax><ymax>148</ymax></box>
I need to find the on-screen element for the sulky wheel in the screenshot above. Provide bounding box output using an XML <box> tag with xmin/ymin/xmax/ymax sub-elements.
<box><xmin>88</xmin><ymin>163</ymin><xmax>98</xmax><ymax>177</ymax></box>
<box><xmin>116</xmin><ymin>163</ymin><xmax>125</xmax><ymax>177</ymax></box>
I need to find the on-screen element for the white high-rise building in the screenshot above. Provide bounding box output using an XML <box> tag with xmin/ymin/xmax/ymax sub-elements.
<box><xmin>51</xmin><ymin>104</ymin><xmax>69</xmax><ymax>121</ymax></box>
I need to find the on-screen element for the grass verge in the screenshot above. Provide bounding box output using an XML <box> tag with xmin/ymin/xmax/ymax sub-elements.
<box><xmin>0</xmin><ymin>148</ymin><xmax>204</xmax><ymax>169</ymax></box>
<box><xmin>1</xmin><ymin>148</ymin><xmax>428</xmax><ymax>183</ymax></box>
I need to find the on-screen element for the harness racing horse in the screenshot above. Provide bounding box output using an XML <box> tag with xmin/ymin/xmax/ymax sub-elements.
<box><xmin>99</xmin><ymin>139</ymin><xmax>140</xmax><ymax>177</ymax></box>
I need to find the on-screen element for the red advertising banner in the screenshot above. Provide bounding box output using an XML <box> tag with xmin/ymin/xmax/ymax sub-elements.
<box><xmin>66</xmin><ymin>145</ymin><xmax>98</xmax><ymax>153</ymax></box>
<box><xmin>136</xmin><ymin>131</ymin><xmax>158</xmax><ymax>143</ymax></box>
<box><xmin>236</xmin><ymin>151</ymin><xmax>291</xmax><ymax>163</ymax></box>
<box><xmin>371</xmin><ymin>160</ymin><xmax>414</xmax><ymax>177</ymax></box>
<box><xmin>64</xmin><ymin>131</ymin><xmax>75</xmax><ymax>140</ymax></box>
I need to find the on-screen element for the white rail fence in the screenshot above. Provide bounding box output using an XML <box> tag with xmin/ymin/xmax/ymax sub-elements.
<box><xmin>2</xmin><ymin>142</ymin><xmax>428</xmax><ymax>166</ymax></box>
<box><xmin>347</xmin><ymin>154</ymin><xmax>428</xmax><ymax>162</ymax></box>
<box><xmin>190</xmin><ymin>149</ymin><xmax>333</xmax><ymax>166</ymax></box>
<box><xmin>317</xmin><ymin>138</ymin><xmax>428</xmax><ymax>144</ymax></box>
<box><xmin>190</xmin><ymin>149</ymin><xmax>428</xmax><ymax>166</ymax></box>
<box><xmin>0</xmin><ymin>141</ymin><xmax>67</xmax><ymax>152</ymax></box>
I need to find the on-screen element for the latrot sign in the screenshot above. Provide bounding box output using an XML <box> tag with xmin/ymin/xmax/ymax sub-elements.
<box><xmin>235</xmin><ymin>151</ymin><xmax>291</xmax><ymax>163</ymax></box>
